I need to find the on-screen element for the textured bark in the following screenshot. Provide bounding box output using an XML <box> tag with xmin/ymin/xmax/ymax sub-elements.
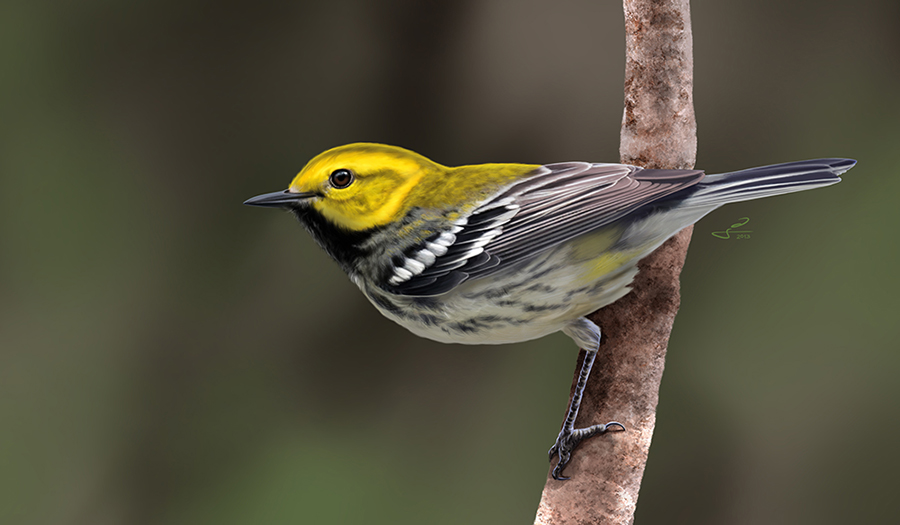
<box><xmin>534</xmin><ymin>1</ymin><xmax>696</xmax><ymax>524</ymax></box>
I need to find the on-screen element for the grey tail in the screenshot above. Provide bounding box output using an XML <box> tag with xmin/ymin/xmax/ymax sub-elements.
<box><xmin>680</xmin><ymin>158</ymin><xmax>856</xmax><ymax>208</ymax></box>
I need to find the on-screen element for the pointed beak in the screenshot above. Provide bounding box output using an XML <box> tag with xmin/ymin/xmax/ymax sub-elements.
<box><xmin>243</xmin><ymin>190</ymin><xmax>317</xmax><ymax>208</ymax></box>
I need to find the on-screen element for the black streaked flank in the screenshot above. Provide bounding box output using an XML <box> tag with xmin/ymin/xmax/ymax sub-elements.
<box><xmin>448</xmin><ymin>315</ymin><xmax>532</xmax><ymax>334</ymax></box>
<box><xmin>525</xmin><ymin>283</ymin><xmax>557</xmax><ymax>294</ymax></box>
<box><xmin>416</xmin><ymin>313</ymin><xmax>441</xmax><ymax>327</ymax></box>
<box><xmin>523</xmin><ymin>303</ymin><xmax>567</xmax><ymax>312</ymax></box>
<box><xmin>409</xmin><ymin>296</ymin><xmax>446</xmax><ymax>311</ymax></box>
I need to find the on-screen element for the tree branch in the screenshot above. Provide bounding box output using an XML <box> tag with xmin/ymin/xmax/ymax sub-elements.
<box><xmin>534</xmin><ymin>1</ymin><xmax>696</xmax><ymax>523</ymax></box>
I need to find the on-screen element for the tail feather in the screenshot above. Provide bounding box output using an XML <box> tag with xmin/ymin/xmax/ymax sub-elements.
<box><xmin>682</xmin><ymin>158</ymin><xmax>856</xmax><ymax>208</ymax></box>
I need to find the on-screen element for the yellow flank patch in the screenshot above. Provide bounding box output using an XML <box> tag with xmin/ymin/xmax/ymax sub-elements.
<box><xmin>580</xmin><ymin>249</ymin><xmax>646</xmax><ymax>282</ymax></box>
<box><xmin>570</xmin><ymin>227</ymin><xmax>623</xmax><ymax>261</ymax></box>
<box><xmin>570</xmin><ymin>228</ymin><xmax>651</xmax><ymax>283</ymax></box>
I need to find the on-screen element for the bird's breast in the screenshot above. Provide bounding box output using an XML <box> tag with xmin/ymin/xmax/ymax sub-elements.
<box><xmin>359</xmin><ymin>241</ymin><xmax>643</xmax><ymax>346</ymax></box>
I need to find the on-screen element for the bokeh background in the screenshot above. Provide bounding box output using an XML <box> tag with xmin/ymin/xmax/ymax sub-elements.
<box><xmin>2</xmin><ymin>0</ymin><xmax>898</xmax><ymax>523</ymax></box>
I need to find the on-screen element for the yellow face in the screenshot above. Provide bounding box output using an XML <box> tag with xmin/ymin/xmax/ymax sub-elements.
<box><xmin>288</xmin><ymin>143</ymin><xmax>444</xmax><ymax>231</ymax></box>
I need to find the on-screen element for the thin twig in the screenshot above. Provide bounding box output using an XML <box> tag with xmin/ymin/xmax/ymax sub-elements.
<box><xmin>534</xmin><ymin>1</ymin><xmax>696</xmax><ymax>523</ymax></box>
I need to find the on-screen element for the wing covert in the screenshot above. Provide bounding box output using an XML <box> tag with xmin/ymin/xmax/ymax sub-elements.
<box><xmin>382</xmin><ymin>162</ymin><xmax>704</xmax><ymax>296</ymax></box>
<box><xmin>383</xmin><ymin>199</ymin><xmax>519</xmax><ymax>296</ymax></box>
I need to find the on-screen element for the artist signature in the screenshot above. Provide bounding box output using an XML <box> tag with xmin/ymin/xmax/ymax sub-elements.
<box><xmin>712</xmin><ymin>217</ymin><xmax>752</xmax><ymax>239</ymax></box>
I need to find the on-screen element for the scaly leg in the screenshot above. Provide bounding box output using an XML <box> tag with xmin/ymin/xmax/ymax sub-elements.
<box><xmin>549</xmin><ymin>317</ymin><xmax>625</xmax><ymax>480</ymax></box>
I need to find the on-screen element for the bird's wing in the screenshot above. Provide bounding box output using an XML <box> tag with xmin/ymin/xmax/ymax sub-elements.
<box><xmin>382</xmin><ymin>162</ymin><xmax>704</xmax><ymax>296</ymax></box>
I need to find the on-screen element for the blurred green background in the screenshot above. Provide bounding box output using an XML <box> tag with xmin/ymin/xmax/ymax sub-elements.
<box><xmin>2</xmin><ymin>0</ymin><xmax>898</xmax><ymax>523</ymax></box>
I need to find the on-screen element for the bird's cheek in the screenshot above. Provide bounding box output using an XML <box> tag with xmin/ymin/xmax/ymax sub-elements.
<box><xmin>315</xmin><ymin>200</ymin><xmax>378</xmax><ymax>231</ymax></box>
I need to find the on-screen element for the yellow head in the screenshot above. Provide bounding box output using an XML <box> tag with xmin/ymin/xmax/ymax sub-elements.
<box><xmin>287</xmin><ymin>143</ymin><xmax>444</xmax><ymax>231</ymax></box>
<box><xmin>245</xmin><ymin>143</ymin><xmax>538</xmax><ymax>232</ymax></box>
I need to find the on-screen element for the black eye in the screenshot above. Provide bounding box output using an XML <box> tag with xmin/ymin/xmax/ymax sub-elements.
<box><xmin>329</xmin><ymin>169</ymin><xmax>354</xmax><ymax>189</ymax></box>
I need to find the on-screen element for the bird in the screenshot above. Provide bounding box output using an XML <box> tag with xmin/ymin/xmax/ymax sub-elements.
<box><xmin>244</xmin><ymin>142</ymin><xmax>855</xmax><ymax>480</ymax></box>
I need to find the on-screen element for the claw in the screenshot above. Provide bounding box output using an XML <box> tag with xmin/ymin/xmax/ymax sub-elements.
<box><xmin>551</xmin><ymin>463</ymin><xmax>571</xmax><ymax>481</ymax></box>
<box><xmin>548</xmin><ymin>422</ymin><xmax>625</xmax><ymax>480</ymax></box>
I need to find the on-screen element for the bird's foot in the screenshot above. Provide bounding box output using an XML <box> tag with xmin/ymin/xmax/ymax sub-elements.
<box><xmin>548</xmin><ymin>422</ymin><xmax>625</xmax><ymax>480</ymax></box>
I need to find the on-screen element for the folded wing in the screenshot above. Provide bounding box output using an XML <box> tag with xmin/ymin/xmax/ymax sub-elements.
<box><xmin>382</xmin><ymin>162</ymin><xmax>705</xmax><ymax>296</ymax></box>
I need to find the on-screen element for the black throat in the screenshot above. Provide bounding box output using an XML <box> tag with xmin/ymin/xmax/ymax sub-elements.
<box><xmin>289</xmin><ymin>205</ymin><xmax>377</xmax><ymax>275</ymax></box>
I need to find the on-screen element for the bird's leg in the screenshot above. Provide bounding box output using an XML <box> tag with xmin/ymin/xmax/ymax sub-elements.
<box><xmin>549</xmin><ymin>317</ymin><xmax>624</xmax><ymax>480</ymax></box>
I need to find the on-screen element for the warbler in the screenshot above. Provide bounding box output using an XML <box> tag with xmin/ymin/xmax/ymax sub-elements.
<box><xmin>245</xmin><ymin>143</ymin><xmax>855</xmax><ymax>479</ymax></box>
